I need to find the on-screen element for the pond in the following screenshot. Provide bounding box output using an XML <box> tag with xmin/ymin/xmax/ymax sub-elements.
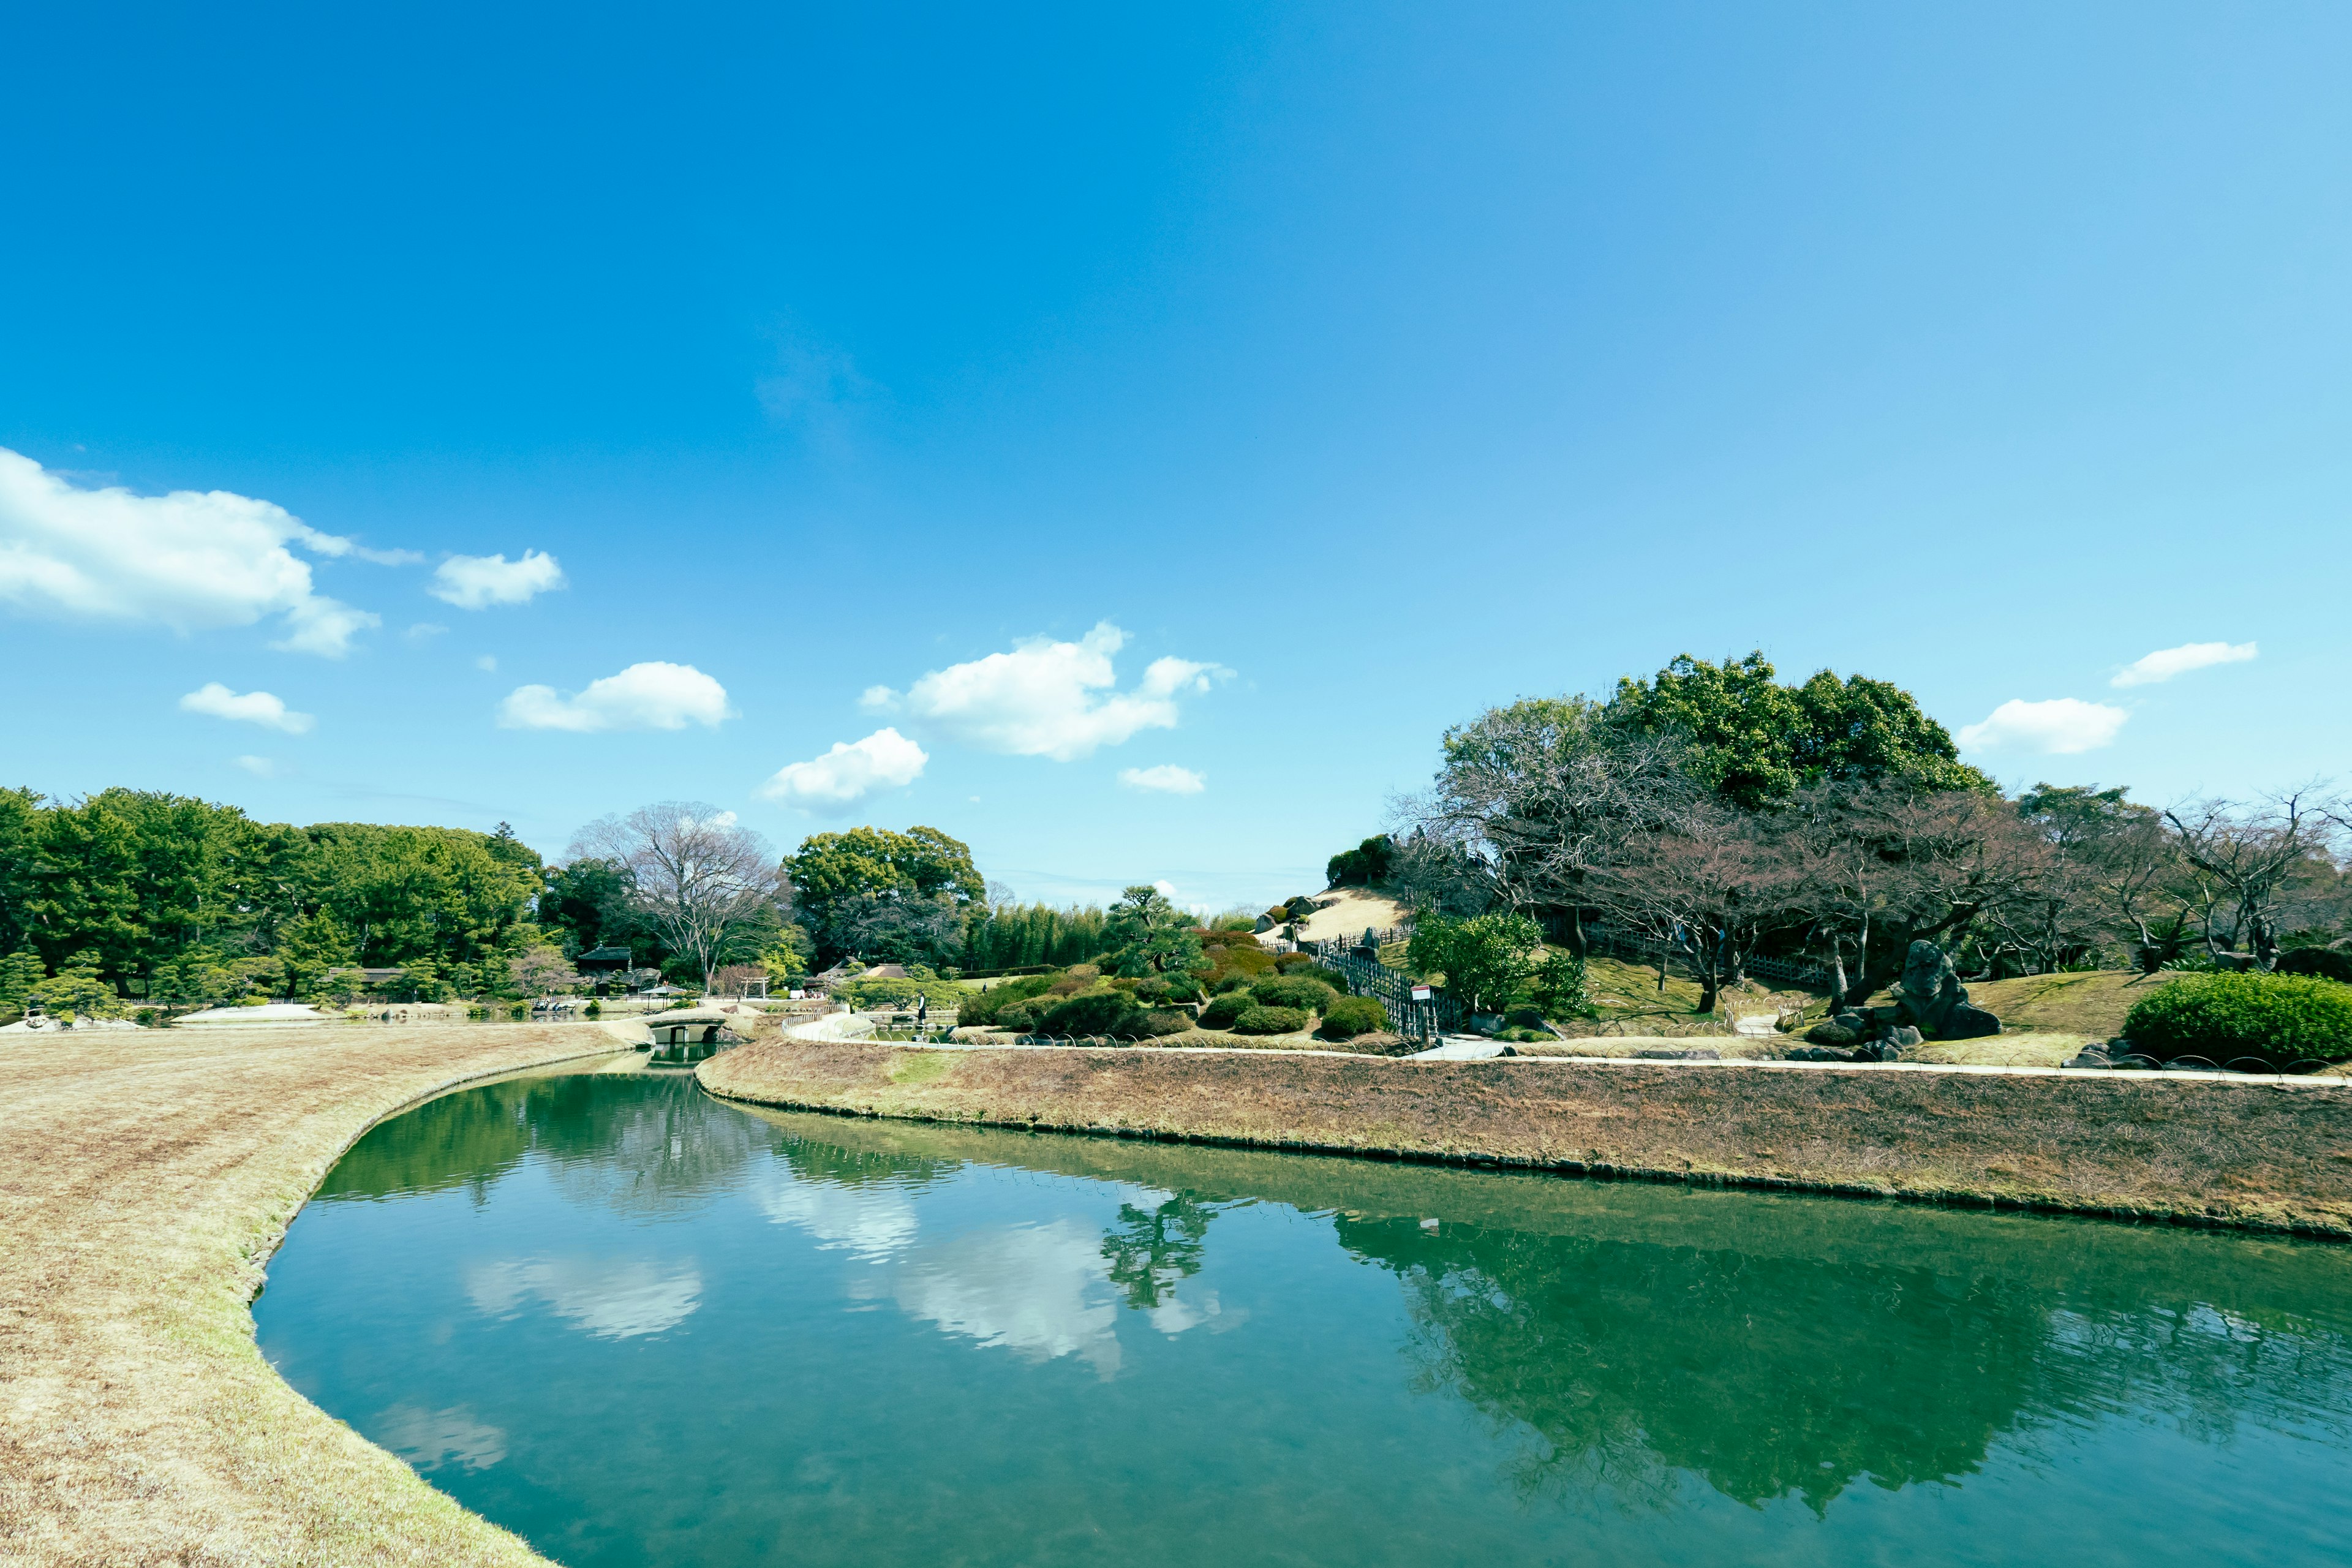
<box><xmin>256</xmin><ymin>1066</ymin><xmax>2352</xmax><ymax>1567</ymax></box>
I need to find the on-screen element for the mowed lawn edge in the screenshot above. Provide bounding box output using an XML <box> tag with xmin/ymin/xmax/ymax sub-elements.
<box><xmin>0</xmin><ymin>1025</ymin><xmax>622</xmax><ymax>1568</ymax></box>
<box><xmin>701</xmin><ymin>1041</ymin><xmax>2352</xmax><ymax>1240</ymax></box>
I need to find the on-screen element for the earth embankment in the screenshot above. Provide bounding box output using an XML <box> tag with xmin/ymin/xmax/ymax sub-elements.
<box><xmin>0</xmin><ymin>1024</ymin><xmax>612</xmax><ymax>1568</ymax></box>
<box><xmin>699</xmin><ymin>1040</ymin><xmax>2352</xmax><ymax>1238</ymax></box>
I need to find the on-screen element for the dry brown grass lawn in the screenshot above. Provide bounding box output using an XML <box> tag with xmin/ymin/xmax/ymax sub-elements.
<box><xmin>0</xmin><ymin>1023</ymin><xmax>616</xmax><ymax>1567</ymax></box>
<box><xmin>701</xmin><ymin>1040</ymin><xmax>2352</xmax><ymax>1238</ymax></box>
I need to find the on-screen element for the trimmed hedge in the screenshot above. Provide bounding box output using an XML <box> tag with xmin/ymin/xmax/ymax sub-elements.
<box><xmin>1231</xmin><ymin>1005</ymin><xmax>1310</xmax><ymax>1036</ymax></box>
<box><xmin>1250</xmin><ymin>975</ymin><xmax>1338</xmax><ymax>1012</ymax></box>
<box><xmin>956</xmin><ymin>973</ymin><xmax>1057</xmax><ymax>1027</ymax></box>
<box><xmin>1318</xmin><ymin>996</ymin><xmax>1389</xmax><ymax>1040</ymax></box>
<box><xmin>2122</xmin><ymin>971</ymin><xmax>2352</xmax><ymax>1068</ymax></box>
<box><xmin>1200</xmin><ymin>993</ymin><xmax>1253</xmax><ymax>1029</ymax></box>
<box><xmin>1036</xmin><ymin>992</ymin><xmax>1135</xmax><ymax>1038</ymax></box>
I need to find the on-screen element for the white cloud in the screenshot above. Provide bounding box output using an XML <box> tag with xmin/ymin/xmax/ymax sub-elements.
<box><xmin>2111</xmin><ymin>640</ymin><xmax>2258</xmax><ymax>688</ymax></box>
<box><xmin>0</xmin><ymin>446</ymin><xmax>378</xmax><ymax>655</ymax></box>
<box><xmin>405</xmin><ymin>622</ymin><xmax>448</xmax><ymax>641</ymax></box>
<box><xmin>858</xmin><ymin>684</ymin><xmax>899</xmax><ymax>711</ymax></box>
<box><xmin>1120</xmin><ymin>764</ymin><xmax>1205</xmax><ymax>794</ymax></box>
<box><xmin>233</xmin><ymin>755</ymin><xmax>279</xmax><ymax>777</ymax></box>
<box><xmin>901</xmin><ymin>622</ymin><xmax>1227</xmax><ymax>762</ymax></box>
<box><xmin>429</xmin><ymin>549</ymin><xmax>566</xmax><ymax>609</ymax></box>
<box><xmin>1956</xmin><ymin>698</ymin><xmax>2130</xmax><ymax>755</ymax></box>
<box><xmin>475</xmin><ymin>654</ymin><xmax>498</xmax><ymax>672</ymax></box>
<box><xmin>895</xmin><ymin>1219</ymin><xmax>1125</xmax><ymax>1378</ymax></box>
<box><xmin>374</xmin><ymin>1404</ymin><xmax>507</xmax><ymax>1473</ymax></box>
<box><xmin>761</xmin><ymin>728</ymin><xmax>928</xmax><ymax>812</ymax></box>
<box><xmin>179</xmin><ymin>682</ymin><xmax>314</xmax><ymax>734</ymax></box>
<box><xmin>496</xmin><ymin>662</ymin><xmax>732</xmax><ymax>732</ymax></box>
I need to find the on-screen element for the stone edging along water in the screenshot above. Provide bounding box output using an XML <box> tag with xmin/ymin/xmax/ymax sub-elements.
<box><xmin>698</xmin><ymin>1038</ymin><xmax>2352</xmax><ymax>1243</ymax></box>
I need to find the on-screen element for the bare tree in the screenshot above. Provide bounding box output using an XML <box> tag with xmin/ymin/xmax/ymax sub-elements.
<box><xmin>1411</xmin><ymin>696</ymin><xmax>1695</xmax><ymax>952</ymax></box>
<box><xmin>568</xmin><ymin>802</ymin><xmax>781</xmax><ymax>992</ymax></box>
<box><xmin>2163</xmin><ymin>785</ymin><xmax>2347</xmax><ymax>968</ymax></box>
<box><xmin>1595</xmin><ymin>797</ymin><xmax>1806</xmax><ymax>1012</ymax></box>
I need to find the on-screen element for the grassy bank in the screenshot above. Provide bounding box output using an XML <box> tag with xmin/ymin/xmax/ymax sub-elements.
<box><xmin>0</xmin><ymin>1024</ymin><xmax>614</xmax><ymax>1567</ymax></box>
<box><xmin>699</xmin><ymin>1040</ymin><xmax>2352</xmax><ymax>1238</ymax></box>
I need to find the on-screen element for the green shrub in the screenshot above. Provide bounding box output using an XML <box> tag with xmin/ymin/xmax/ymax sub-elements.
<box><xmin>1273</xmin><ymin>951</ymin><xmax>1316</xmax><ymax>972</ymax></box>
<box><xmin>1318</xmin><ymin>996</ymin><xmax>1388</xmax><ymax>1039</ymax></box>
<box><xmin>507</xmin><ymin>1002</ymin><xmax>529</xmax><ymax>1020</ymax></box>
<box><xmin>2122</xmin><ymin>971</ymin><xmax>2352</xmax><ymax>1067</ymax></box>
<box><xmin>2276</xmin><ymin>948</ymin><xmax>2352</xmax><ymax>985</ymax></box>
<box><xmin>957</xmin><ymin>974</ymin><xmax>1057</xmax><ymax>1027</ymax></box>
<box><xmin>1503</xmin><ymin>1006</ymin><xmax>1546</xmax><ymax>1030</ymax></box>
<box><xmin>1212</xmin><ymin>973</ymin><xmax>1253</xmax><ymax>995</ymax></box>
<box><xmin>1232</xmin><ymin>1005</ymin><xmax>1309</xmax><ymax>1035</ymax></box>
<box><xmin>1805</xmin><ymin>1022</ymin><xmax>1856</xmax><ymax>1046</ymax></box>
<box><xmin>1251</xmin><ymin>975</ymin><xmax>1338</xmax><ymax>1013</ymax></box>
<box><xmin>1158</xmin><ymin>976</ymin><xmax>1202</xmax><ymax>1004</ymax></box>
<box><xmin>1200</xmin><ymin>993</ymin><xmax>1253</xmax><ymax>1029</ymax></box>
<box><xmin>467</xmin><ymin>1005</ymin><xmax>489</xmax><ymax>1021</ymax></box>
<box><xmin>1037</xmin><ymin>991</ymin><xmax>1137</xmax><ymax>1038</ymax></box>
<box><xmin>995</xmin><ymin>998</ymin><xmax>1046</xmax><ymax>1031</ymax></box>
<box><xmin>1129</xmin><ymin>1009</ymin><xmax>1191</xmax><ymax>1039</ymax></box>
<box><xmin>584</xmin><ymin>1000</ymin><xmax>601</xmax><ymax>1020</ymax></box>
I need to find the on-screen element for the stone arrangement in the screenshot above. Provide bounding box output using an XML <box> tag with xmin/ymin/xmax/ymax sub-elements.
<box><xmin>1798</xmin><ymin>940</ymin><xmax>2002</xmax><ymax>1061</ymax></box>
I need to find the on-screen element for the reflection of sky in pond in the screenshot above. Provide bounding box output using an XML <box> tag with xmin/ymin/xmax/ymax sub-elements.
<box><xmin>257</xmin><ymin>1072</ymin><xmax>2352</xmax><ymax>1568</ymax></box>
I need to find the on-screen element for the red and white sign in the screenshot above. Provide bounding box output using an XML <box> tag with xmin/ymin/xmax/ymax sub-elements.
<box><xmin>1410</xmin><ymin>985</ymin><xmax>1433</xmax><ymax>1002</ymax></box>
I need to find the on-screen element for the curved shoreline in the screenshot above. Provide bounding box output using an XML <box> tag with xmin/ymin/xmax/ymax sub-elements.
<box><xmin>700</xmin><ymin>1039</ymin><xmax>2352</xmax><ymax>1242</ymax></box>
<box><xmin>0</xmin><ymin>1024</ymin><xmax>618</xmax><ymax>1568</ymax></box>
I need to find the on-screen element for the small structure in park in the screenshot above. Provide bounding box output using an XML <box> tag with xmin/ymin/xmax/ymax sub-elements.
<box><xmin>640</xmin><ymin>1006</ymin><xmax>744</xmax><ymax>1065</ymax></box>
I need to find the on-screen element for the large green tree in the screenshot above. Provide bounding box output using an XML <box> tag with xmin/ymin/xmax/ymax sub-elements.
<box><xmin>782</xmin><ymin>825</ymin><xmax>984</xmax><ymax>963</ymax></box>
<box><xmin>1612</xmin><ymin>653</ymin><xmax>1989</xmax><ymax>808</ymax></box>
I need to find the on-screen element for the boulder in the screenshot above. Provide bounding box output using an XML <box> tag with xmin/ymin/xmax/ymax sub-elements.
<box><xmin>1804</xmin><ymin>1022</ymin><xmax>1857</xmax><ymax>1046</ymax></box>
<box><xmin>1892</xmin><ymin>940</ymin><xmax>2003</xmax><ymax>1040</ymax></box>
<box><xmin>1888</xmin><ymin>1025</ymin><xmax>1923</xmax><ymax>1050</ymax></box>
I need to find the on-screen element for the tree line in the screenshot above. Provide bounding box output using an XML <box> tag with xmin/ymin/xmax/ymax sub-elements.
<box><xmin>1395</xmin><ymin>652</ymin><xmax>2351</xmax><ymax>1011</ymax></box>
<box><xmin>0</xmin><ymin>787</ymin><xmax>1129</xmax><ymax>1013</ymax></box>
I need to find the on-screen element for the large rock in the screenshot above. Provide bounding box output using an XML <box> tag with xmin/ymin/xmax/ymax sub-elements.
<box><xmin>1893</xmin><ymin>940</ymin><xmax>2002</xmax><ymax>1040</ymax></box>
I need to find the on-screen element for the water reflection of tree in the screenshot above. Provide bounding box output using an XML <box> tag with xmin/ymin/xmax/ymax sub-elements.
<box><xmin>770</xmin><ymin>1135</ymin><xmax>959</xmax><ymax>1193</ymax></box>
<box><xmin>1336</xmin><ymin>1218</ymin><xmax>2048</xmax><ymax>1511</ymax></box>
<box><xmin>324</xmin><ymin>1074</ymin><xmax>775</xmax><ymax>1217</ymax></box>
<box><xmin>1099</xmin><ymin>1194</ymin><xmax>1214</xmax><ymax>1310</ymax></box>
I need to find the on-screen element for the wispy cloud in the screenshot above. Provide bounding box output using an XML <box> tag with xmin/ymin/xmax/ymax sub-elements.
<box><xmin>760</xmin><ymin>728</ymin><xmax>927</xmax><ymax>813</ymax></box>
<box><xmin>2111</xmin><ymin>640</ymin><xmax>2258</xmax><ymax>688</ymax></box>
<box><xmin>233</xmin><ymin>755</ymin><xmax>281</xmax><ymax>777</ymax></box>
<box><xmin>895</xmin><ymin>623</ymin><xmax>1229</xmax><ymax>763</ymax></box>
<box><xmin>179</xmin><ymin>682</ymin><xmax>314</xmax><ymax>734</ymax></box>
<box><xmin>1120</xmin><ymin>764</ymin><xmax>1205</xmax><ymax>794</ymax></box>
<box><xmin>431</xmin><ymin>550</ymin><xmax>565</xmax><ymax>610</ymax></box>
<box><xmin>497</xmin><ymin>662</ymin><xmax>732</xmax><ymax>732</ymax></box>
<box><xmin>1957</xmin><ymin>698</ymin><xmax>2128</xmax><ymax>755</ymax></box>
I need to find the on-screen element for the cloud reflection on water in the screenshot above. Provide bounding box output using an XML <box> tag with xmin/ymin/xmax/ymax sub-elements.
<box><xmin>466</xmin><ymin>1256</ymin><xmax>703</xmax><ymax>1340</ymax></box>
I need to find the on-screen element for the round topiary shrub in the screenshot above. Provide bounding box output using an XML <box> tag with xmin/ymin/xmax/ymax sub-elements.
<box><xmin>1200</xmin><ymin>993</ymin><xmax>1253</xmax><ymax>1029</ymax></box>
<box><xmin>1232</xmin><ymin>1005</ymin><xmax>1309</xmax><ymax>1036</ymax></box>
<box><xmin>1158</xmin><ymin>976</ymin><xmax>1202</xmax><ymax>1003</ymax></box>
<box><xmin>1213</xmin><ymin>973</ymin><xmax>1253</xmax><ymax>995</ymax></box>
<box><xmin>1318</xmin><ymin>996</ymin><xmax>1388</xmax><ymax>1039</ymax></box>
<box><xmin>1804</xmin><ymin>1021</ymin><xmax>1856</xmax><ymax>1047</ymax></box>
<box><xmin>994</xmin><ymin>998</ymin><xmax>1045</xmax><ymax>1032</ymax></box>
<box><xmin>1273</xmin><ymin>951</ymin><xmax>1316</xmax><ymax>971</ymax></box>
<box><xmin>1128</xmin><ymin>1009</ymin><xmax>1191</xmax><ymax>1038</ymax></box>
<box><xmin>2276</xmin><ymin>947</ymin><xmax>2352</xmax><ymax>985</ymax></box>
<box><xmin>1250</xmin><ymin>975</ymin><xmax>1338</xmax><ymax>1012</ymax></box>
<box><xmin>2123</xmin><ymin>971</ymin><xmax>2352</xmax><ymax>1068</ymax></box>
<box><xmin>1038</xmin><ymin>991</ymin><xmax>1136</xmax><ymax>1038</ymax></box>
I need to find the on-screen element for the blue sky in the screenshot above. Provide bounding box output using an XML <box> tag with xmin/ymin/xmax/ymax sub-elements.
<box><xmin>5</xmin><ymin>3</ymin><xmax>2348</xmax><ymax>910</ymax></box>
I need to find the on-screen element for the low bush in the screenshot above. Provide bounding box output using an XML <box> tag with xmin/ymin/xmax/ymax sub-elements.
<box><xmin>957</xmin><ymin>974</ymin><xmax>1057</xmax><ymax>1027</ymax></box>
<box><xmin>1318</xmin><ymin>996</ymin><xmax>1388</xmax><ymax>1039</ymax></box>
<box><xmin>1231</xmin><ymin>1005</ymin><xmax>1309</xmax><ymax>1036</ymax></box>
<box><xmin>1503</xmin><ymin>1006</ymin><xmax>1547</xmax><ymax>1031</ymax></box>
<box><xmin>1129</xmin><ymin>1009</ymin><xmax>1191</xmax><ymax>1038</ymax></box>
<box><xmin>2122</xmin><ymin>971</ymin><xmax>2352</xmax><ymax>1068</ymax></box>
<box><xmin>507</xmin><ymin>1003</ymin><xmax>529</xmax><ymax>1020</ymax></box>
<box><xmin>1036</xmin><ymin>991</ymin><xmax>1136</xmax><ymax>1038</ymax></box>
<box><xmin>1199</xmin><ymin>993</ymin><xmax>1253</xmax><ymax>1029</ymax></box>
<box><xmin>1212</xmin><ymin>973</ymin><xmax>1253</xmax><ymax>995</ymax></box>
<box><xmin>1158</xmin><ymin>976</ymin><xmax>1202</xmax><ymax>1004</ymax></box>
<box><xmin>1273</xmin><ymin>951</ymin><xmax>1316</xmax><ymax>972</ymax></box>
<box><xmin>584</xmin><ymin>1000</ymin><xmax>601</xmax><ymax>1020</ymax></box>
<box><xmin>1805</xmin><ymin>1022</ymin><xmax>1856</xmax><ymax>1046</ymax></box>
<box><xmin>1251</xmin><ymin>975</ymin><xmax>1338</xmax><ymax>1013</ymax></box>
<box><xmin>2276</xmin><ymin>947</ymin><xmax>2352</xmax><ymax>985</ymax></box>
<box><xmin>994</xmin><ymin>998</ymin><xmax>1047</xmax><ymax>1031</ymax></box>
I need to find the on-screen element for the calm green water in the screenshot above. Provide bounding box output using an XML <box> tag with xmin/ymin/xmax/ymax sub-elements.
<box><xmin>256</xmin><ymin>1068</ymin><xmax>2352</xmax><ymax>1568</ymax></box>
